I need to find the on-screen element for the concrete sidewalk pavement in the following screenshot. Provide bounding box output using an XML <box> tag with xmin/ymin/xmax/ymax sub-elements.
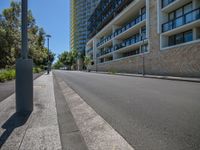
<box><xmin>0</xmin><ymin>72</ymin><xmax>45</xmax><ymax>103</ymax></box>
<box><xmin>0</xmin><ymin>73</ymin><xmax>61</xmax><ymax>150</ymax></box>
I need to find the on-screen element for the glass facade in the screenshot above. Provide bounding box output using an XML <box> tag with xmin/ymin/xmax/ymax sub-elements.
<box><xmin>88</xmin><ymin>0</ymin><xmax>134</xmax><ymax>40</ymax></box>
<box><xmin>70</xmin><ymin>0</ymin><xmax>100</xmax><ymax>54</ymax></box>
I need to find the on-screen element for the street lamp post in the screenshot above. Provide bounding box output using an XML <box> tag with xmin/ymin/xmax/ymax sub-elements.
<box><xmin>141</xmin><ymin>33</ymin><xmax>145</xmax><ymax>76</ymax></box>
<box><xmin>78</xmin><ymin>52</ymin><xmax>81</xmax><ymax>71</ymax></box>
<box><xmin>46</xmin><ymin>35</ymin><xmax>51</xmax><ymax>74</ymax></box>
<box><xmin>16</xmin><ymin>0</ymin><xmax>33</xmax><ymax>113</ymax></box>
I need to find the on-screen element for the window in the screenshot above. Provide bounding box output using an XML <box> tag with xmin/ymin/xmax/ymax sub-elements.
<box><xmin>175</xmin><ymin>33</ymin><xmax>184</xmax><ymax>44</ymax></box>
<box><xmin>141</xmin><ymin>7</ymin><xmax>146</xmax><ymax>14</ymax></box>
<box><xmin>184</xmin><ymin>30</ymin><xmax>193</xmax><ymax>42</ymax></box>
<box><xmin>141</xmin><ymin>26</ymin><xmax>146</xmax><ymax>39</ymax></box>
<box><xmin>176</xmin><ymin>8</ymin><xmax>183</xmax><ymax>18</ymax></box>
<box><xmin>169</xmin><ymin>12</ymin><xmax>174</xmax><ymax>20</ymax></box>
<box><xmin>168</xmin><ymin>30</ymin><xmax>193</xmax><ymax>46</ymax></box>
<box><xmin>169</xmin><ymin>36</ymin><xmax>175</xmax><ymax>46</ymax></box>
<box><xmin>168</xmin><ymin>3</ymin><xmax>192</xmax><ymax>20</ymax></box>
<box><xmin>162</xmin><ymin>0</ymin><xmax>175</xmax><ymax>8</ymax></box>
<box><xmin>184</xmin><ymin>3</ymin><xmax>192</xmax><ymax>14</ymax></box>
<box><xmin>141</xmin><ymin>44</ymin><xmax>148</xmax><ymax>53</ymax></box>
<box><xmin>163</xmin><ymin>3</ymin><xmax>196</xmax><ymax>32</ymax></box>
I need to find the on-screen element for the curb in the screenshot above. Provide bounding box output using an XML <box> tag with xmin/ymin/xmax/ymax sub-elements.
<box><xmin>90</xmin><ymin>71</ymin><xmax>200</xmax><ymax>83</ymax></box>
<box><xmin>57</xmin><ymin>77</ymin><xmax>135</xmax><ymax>150</ymax></box>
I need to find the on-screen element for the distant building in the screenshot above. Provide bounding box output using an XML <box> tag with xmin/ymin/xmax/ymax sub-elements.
<box><xmin>70</xmin><ymin>0</ymin><xmax>100</xmax><ymax>55</ymax></box>
<box><xmin>86</xmin><ymin>0</ymin><xmax>200</xmax><ymax>77</ymax></box>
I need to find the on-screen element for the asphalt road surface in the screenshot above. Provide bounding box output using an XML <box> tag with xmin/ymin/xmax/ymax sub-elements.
<box><xmin>53</xmin><ymin>70</ymin><xmax>200</xmax><ymax>150</ymax></box>
<box><xmin>0</xmin><ymin>72</ymin><xmax>44</xmax><ymax>102</ymax></box>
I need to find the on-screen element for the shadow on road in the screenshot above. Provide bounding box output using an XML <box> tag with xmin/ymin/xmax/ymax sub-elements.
<box><xmin>0</xmin><ymin>112</ymin><xmax>31</xmax><ymax>148</ymax></box>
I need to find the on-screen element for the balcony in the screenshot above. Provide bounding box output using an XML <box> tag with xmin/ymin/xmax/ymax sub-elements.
<box><xmin>114</xmin><ymin>34</ymin><xmax>146</xmax><ymax>51</ymax></box>
<box><xmin>97</xmin><ymin>47</ymin><xmax>114</xmax><ymax>58</ymax></box>
<box><xmin>162</xmin><ymin>8</ymin><xmax>200</xmax><ymax>33</ymax></box>
<box><xmin>114</xmin><ymin>13</ymin><xmax>146</xmax><ymax>37</ymax></box>
<box><xmin>97</xmin><ymin>34</ymin><xmax>113</xmax><ymax>47</ymax></box>
<box><xmin>96</xmin><ymin>13</ymin><xmax>146</xmax><ymax>48</ymax></box>
<box><xmin>87</xmin><ymin>48</ymin><xmax>93</xmax><ymax>53</ymax></box>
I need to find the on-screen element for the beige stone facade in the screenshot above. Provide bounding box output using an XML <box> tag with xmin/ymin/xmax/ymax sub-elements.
<box><xmin>87</xmin><ymin>0</ymin><xmax>200</xmax><ymax>77</ymax></box>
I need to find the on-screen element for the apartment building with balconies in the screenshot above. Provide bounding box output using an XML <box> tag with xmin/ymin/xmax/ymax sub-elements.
<box><xmin>86</xmin><ymin>0</ymin><xmax>200</xmax><ymax>77</ymax></box>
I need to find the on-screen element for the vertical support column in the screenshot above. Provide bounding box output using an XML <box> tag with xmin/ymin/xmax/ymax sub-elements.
<box><xmin>146</xmin><ymin>0</ymin><xmax>150</xmax><ymax>38</ymax></box>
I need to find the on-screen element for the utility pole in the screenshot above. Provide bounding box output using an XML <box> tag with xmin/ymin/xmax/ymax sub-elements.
<box><xmin>16</xmin><ymin>0</ymin><xmax>33</xmax><ymax>113</ymax></box>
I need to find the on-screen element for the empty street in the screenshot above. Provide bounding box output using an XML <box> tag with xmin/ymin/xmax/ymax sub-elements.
<box><xmin>54</xmin><ymin>70</ymin><xmax>200</xmax><ymax>150</ymax></box>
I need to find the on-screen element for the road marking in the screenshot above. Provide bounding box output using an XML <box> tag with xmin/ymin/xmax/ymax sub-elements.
<box><xmin>58</xmin><ymin>80</ymin><xmax>134</xmax><ymax>150</ymax></box>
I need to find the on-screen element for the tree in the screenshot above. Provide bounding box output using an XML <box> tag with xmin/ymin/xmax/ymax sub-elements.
<box><xmin>84</xmin><ymin>56</ymin><xmax>92</xmax><ymax>71</ymax></box>
<box><xmin>0</xmin><ymin>1</ymin><xmax>54</xmax><ymax>69</ymax></box>
<box><xmin>55</xmin><ymin>49</ymin><xmax>79</xmax><ymax>70</ymax></box>
<box><xmin>0</xmin><ymin>1</ymin><xmax>21</xmax><ymax>68</ymax></box>
<box><xmin>53</xmin><ymin>60</ymin><xmax>64</xmax><ymax>69</ymax></box>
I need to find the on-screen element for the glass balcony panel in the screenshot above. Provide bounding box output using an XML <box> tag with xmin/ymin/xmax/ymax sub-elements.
<box><xmin>185</xmin><ymin>13</ymin><xmax>193</xmax><ymax>23</ymax></box>
<box><xmin>195</xmin><ymin>9</ymin><xmax>200</xmax><ymax>19</ymax></box>
<box><xmin>162</xmin><ymin>8</ymin><xmax>200</xmax><ymax>32</ymax></box>
<box><xmin>174</xmin><ymin>17</ymin><xmax>184</xmax><ymax>28</ymax></box>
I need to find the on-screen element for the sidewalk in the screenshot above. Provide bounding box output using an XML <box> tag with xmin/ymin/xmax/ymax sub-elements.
<box><xmin>91</xmin><ymin>71</ymin><xmax>200</xmax><ymax>83</ymax></box>
<box><xmin>0</xmin><ymin>73</ymin><xmax>61</xmax><ymax>150</ymax></box>
<box><xmin>0</xmin><ymin>72</ymin><xmax>44</xmax><ymax>103</ymax></box>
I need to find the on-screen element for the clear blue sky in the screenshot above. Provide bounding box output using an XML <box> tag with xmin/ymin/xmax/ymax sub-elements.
<box><xmin>0</xmin><ymin>0</ymin><xmax>70</xmax><ymax>58</ymax></box>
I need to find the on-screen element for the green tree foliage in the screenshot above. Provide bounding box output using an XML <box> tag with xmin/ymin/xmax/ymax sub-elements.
<box><xmin>84</xmin><ymin>56</ymin><xmax>92</xmax><ymax>66</ymax></box>
<box><xmin>54</xmin><ymin>49</ymin><xmax>78</xmax><ymax>70</ymax></box>
<box><xmin>0</xmin><ymin>1</ymin><xmax>55</xmax><ymax>69</ymax></box>
<box><xmin>84</xmin><ymin>56</ymin><xmax>92</xmax><ymax>71</ymax></box>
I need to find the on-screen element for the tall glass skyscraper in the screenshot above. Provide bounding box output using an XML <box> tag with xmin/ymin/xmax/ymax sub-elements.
<box><xmin>70</xmin><ymin>0</ymin><xmax>100</xmax><ymax>55</ymax></box>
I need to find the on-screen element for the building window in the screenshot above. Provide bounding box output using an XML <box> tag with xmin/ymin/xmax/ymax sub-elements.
<box><xmin>168</xmin><ymin>30</ymin><xmax>193</xmax><ymax>46</ymax></box>
<box><xmin>162</xmin><ymin>0</ymin><xmax>175</xmax><ymax>8</ymax></box>
<box><xmin>141</xmin><ymin>44</ymin><xmax>148</xmax><ymax>53</ymax></box>
<box><xmin>184</xmin><ymin>30</ymin><xmax>193</xmax><ymax>42</ymax></box>
<box><xmin>162</xmin><ymin>2</ymin><xmax>200</xmax><ymax>32</ymax></box>
<box><xmin>141</xmin><ymin>26</ymin><xmax>146</xmax><ymax>39</ymax></box>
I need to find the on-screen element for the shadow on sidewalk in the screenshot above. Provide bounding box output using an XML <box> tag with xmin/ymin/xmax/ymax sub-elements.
<box><xmin>0</xmin><ymin>112</ymin><xmax>31</xmax><ymax>148</ymax></box>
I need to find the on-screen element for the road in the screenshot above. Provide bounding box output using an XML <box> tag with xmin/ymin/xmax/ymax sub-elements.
<box><xmin>53</xmin><ymin>70</ymin><xmax>200</xmax><ymax>150</ymax></box>
<box><xmin>0</xmin><ymin>72</ymin><xmax>44</xmax><ymax>102</ymax></box>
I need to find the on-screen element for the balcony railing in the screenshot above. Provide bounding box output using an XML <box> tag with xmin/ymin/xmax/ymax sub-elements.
<box><xmin>97</xmin><ymin>47</ymin><xmax>114</xmax><ymax>57</ymax></box>
<box><xmin>162</xmin><ymin>0</ymin><xmax>175</xmax><ymax>8</ymax></box>
<box><xmin>97</xmin><ymin>34</ymin><xmax>113</xmax><ymax>47</ymax></box>
<box><xmin>87</xmin><ymin>48</ymin><xmax>93</xmax><ymax>53</ymax></box>
<box><xmin>162</xmin><ymin>8</ymin><xmax>200</xmax><ymax>32</ymax></box>
<box><xmin>114</xmin><ymin>13</ymin><xmax>146</xmax><ymax>37</ymax></box>
<box><xmin>96</xmin><ymin>13</ymin><xmax>146</xmax><ymax>48</ymax></box>
<box><xmin>114</xmin><ymin>34</ymin><xmax>146</xmax><ymax>51</ymax></box>
<box><xmin>97</xmin><ymin>34</ymin><xmax>147</xmax><ymax>58</ymax></box>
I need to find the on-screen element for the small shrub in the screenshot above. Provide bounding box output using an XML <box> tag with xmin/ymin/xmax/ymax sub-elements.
<box><xmin>0</xmin><ymin>69</ymin><xmax>16</xmax><ymax>82</ymax></box>
<box><xmin>109</xmin><ymin>68</ymin><xmax>117</xmax><ymax>74</ymax></box>
<box><xmin>0</xmin><ymin>73</ymin><xmax>6</xmax><ymax>82</ymax></box>
<box><xmin>33</xmin><ymin>67</ymin><xmax>42</xmax><ymax>73</ymax></box>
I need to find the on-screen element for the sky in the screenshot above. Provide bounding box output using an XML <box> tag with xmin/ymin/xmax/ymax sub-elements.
<box><xmin>0</xmin><ymin>0</ymin><xmax>70</xmax><ymax>58</ymax></box>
